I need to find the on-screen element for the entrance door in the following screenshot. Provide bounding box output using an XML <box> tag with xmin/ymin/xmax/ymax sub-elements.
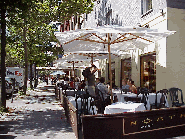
<box><xmin>140</xmin><ymin>53</ymin><xmax>156</xmax><ymax>92</ymax></box>
<box><xmin>120</xmin><ymin>58</ymin><xmax>131</xmax><ymax>87</ymax></box>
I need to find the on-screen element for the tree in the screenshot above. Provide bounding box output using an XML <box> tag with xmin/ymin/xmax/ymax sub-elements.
<box><xmin>4</xmin><ymin>0</ymin><xmax>95</xmax><ymax>94</ymax></box>
<box><xmin>0</xmin><ymin>0</ymin><xmax>34</xmax><ymax>109</ymax></box>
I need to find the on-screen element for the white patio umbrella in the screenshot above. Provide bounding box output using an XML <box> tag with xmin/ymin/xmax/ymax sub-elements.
<box><xmin>55</xmin><ymin>25</ymin><xmax>176</xmax><ymax>103</ymax></box>
<box><xmin>50</xmin><ymin>71</ymin><xmax>66</xmax><ymax>75</ymax></box>
<box><xmin>54</xmin><ymin>59</ymin><xmax>93</xmax><ymax>80</ymax></box>
<box><xmin>55</xmin><ymin>60</ymin><xmax>92</xmax><ymax>69</ymax></box>
<box><xmin>56</xmin><ymin>50</ymin><xmax>129</xmax><ymax>64</ymax></box>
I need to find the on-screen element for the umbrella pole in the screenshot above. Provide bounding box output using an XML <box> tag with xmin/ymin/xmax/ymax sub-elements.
<box><xmin>72</xmin><ymin>61</ymin><xmax>75</xmax><ymax>89</ymax></box>
<box><xmin>108</xmin><ymin>33</ymin><xmax>113</xmax><ymax>104</ymax></box>
<box><xmin>91</xmin><ymin>55</ymin><xmax>93</xmax><ymax>64</ymax></box>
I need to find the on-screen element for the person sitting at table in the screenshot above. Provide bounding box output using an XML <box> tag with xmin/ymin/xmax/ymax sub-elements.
<box><xmin>78</xmin><ymin>80</ymin><xmax>86</xmax><ymax>90</ymax></box>
<box><xmin>126</xmin><ymin>79</ymin><xmax>132</xmax><ymax>90</ymax></box>
<box><xmin>122</xmin><ymin>79</ymin><xmax>130</xmax><ymax>90</ymax></box>
<box><xmin>96</xmin><ymin>77</ymin><xmax>109</xmax><ymax>100</ymax></box>
<box><xmin>130</xmin><ymin>80</ymin><xmax>137</xmax><ymax>94</ymax></box>
<box><xmin>64</xmin><ymin>75</ymin><xmax>69</xmax><ymax>81</ymax></box>
<box><xmin>74</xmin><ymin>78</ymin><xmax>80</xmax><ymax>90</ymax></box>
<box><xmin>69</xmin><ymin>77</ymin><xmax>75</xmax><ymax>89</ymax></box>
<box><xmin>95</xmin><ymin>77</ymin><xmax>109</xmax><ymax>114</ymax></box>
<box><xmin>95</xmin><ymin>78</ymin><xmax>100</xmax><ymax>87</ymax></box>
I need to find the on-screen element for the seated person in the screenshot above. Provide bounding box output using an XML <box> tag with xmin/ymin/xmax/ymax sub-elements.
<box><xmin>69</xmin><ymin>78</ymin><xmax>75</xmax><ymax>89</ymax></box>
<box><xmin>75</xmin><ymin>78</ymin><xmax>80</xmax><ymax>90</ymax></box>
<box><xmin>78</xmin><ymin>80</ymin><xmax>86</xmax><ymax>90</ymax></box>
<box><xmin>122</xmin><ymin>79</ymin><xmax>130</xmax><ymax>90</ymax></box>
<box><xmin>95</xmin><ymin>77</ymin><xmax>109</xmax><ymax>114</ymax></box>
<box><xmin>95</xmin><ymin>78</ymin><xmax>100</xmax><ymax>87</ymax></box>
<box><xmin>130</xmin><ymin>80</ymin><xmax>137</xmax><ymax>94</ymax></box>
<box><xmin>64</xmin><ymin>75</ymin><xmax>69</xmax><ymax>81</ymax></box>
<box><xmin>96</xmin><ymin>77</ymin><xmax>109</xmax><ymax>101</ymax></box>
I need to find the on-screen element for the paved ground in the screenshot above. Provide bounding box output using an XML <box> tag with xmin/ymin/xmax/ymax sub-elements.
<box><xmin>0</xmin><ymin>83</ymin><xmax>76</xmax><ymax>139</ymax></box>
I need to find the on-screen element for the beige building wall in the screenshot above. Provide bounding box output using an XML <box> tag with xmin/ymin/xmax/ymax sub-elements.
<box><xmin>166</xmin><ymin>7</ymin><xmax>185</xmax><ymax>102</ymax></box>
<box><xmin>130</xmin><ymin>8</ymin><xmax>168</xmax><ymax>91</ymax></box>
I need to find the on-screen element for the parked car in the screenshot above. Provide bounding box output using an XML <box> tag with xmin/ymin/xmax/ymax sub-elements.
<box><xmin>5</xmin><ymin>80</ymin><xmax>13</xmax><ymax>96</ymax></box>
<box><xmin>0</xmin><ymin>77</ymin><xmax>17</xmax><ymax>96</ymax></box>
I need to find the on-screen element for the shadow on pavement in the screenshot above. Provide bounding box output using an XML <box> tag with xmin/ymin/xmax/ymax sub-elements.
<box><xmin>0</xmin><ymin>109</ymin><xmax>73</xmax><ymax>138</ymax></box>
<box><xmin>1</xmin><ymin>92</ymin><xmax>74</xmax><ymax>138</ymax></box>
<box><xmin>0</xmin><ymin>135</ymin><xmax>17</xmax><ymax>139</ymax></box>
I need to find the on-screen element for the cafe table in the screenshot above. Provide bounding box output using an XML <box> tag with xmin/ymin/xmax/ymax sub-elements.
<box><xmin>112</xmin><ymin>89</ymin><xmax>169</xmax><ymax>110</ymax></box>
<box><xmin>104</xmin><ymin>102</ymin><xmax>146</xmax><ymax>114</ymax></box>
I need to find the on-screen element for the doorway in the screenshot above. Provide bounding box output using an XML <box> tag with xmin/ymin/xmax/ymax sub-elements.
<box><xmin>120</xmin><ymin>58</ymin><xmax>131</xmax><ymax>87</ymax></box>
<box><xmin>140</xmin><ymin>52</ymin><xmax>156</xmax><ymax>92</ymax></box>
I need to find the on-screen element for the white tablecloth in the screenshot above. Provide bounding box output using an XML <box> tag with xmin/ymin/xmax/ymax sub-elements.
<box><xmin>104</xmin><ymin>102</ymin><xmax>146</xmax><ymax>114</ymax></box>
<box><xmin>56</xmin><ymin>80</ymin><xmax>69</xmax><ymax>85</ymax></box>
<box><xmin>148</xmin><ymin>93</ymin><xmax>169</xmax><ymax>107</ymax></box>
<box><xmin>113</xmin><ymin>90</ymin><xmax>169</xmax><ymax>110</ymax></box>
<box><xmin>67</xmin><ymin>96</ymin><xmax>97</xmax><ymax>114</ymax></box>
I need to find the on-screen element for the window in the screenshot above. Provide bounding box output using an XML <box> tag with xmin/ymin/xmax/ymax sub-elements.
<box><xmin>141</xmin><ymin>0</ymin><xmax>152</xmax><ymax>15</ymax></box>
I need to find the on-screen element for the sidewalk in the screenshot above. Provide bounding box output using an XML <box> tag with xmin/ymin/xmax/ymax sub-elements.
<box><xmin>0</xmin><ymin>83</ymin><xmax>76</xmax><ymax>139</ymax></box>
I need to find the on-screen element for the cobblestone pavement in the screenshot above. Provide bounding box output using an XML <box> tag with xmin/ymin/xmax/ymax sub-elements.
<box><xmin>0</xmin><ymin>87</ymin><xmax>76</xmax><ymax>139</ymax></box>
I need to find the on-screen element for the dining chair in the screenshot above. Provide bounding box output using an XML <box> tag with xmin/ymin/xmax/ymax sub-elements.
<box><xmin>137</xmin><ymin>87</ymin><xmax>141</xmax><ymax>96</ymax></box>
<box><xmin>150</xmin><ymin>90</ymin><xmax>160</xmax><ymax>109</ymax></box>
<box><xmin>159</xmin><ymin>89</ymin><xmax>169</xmax><ymax>108</ymax></box>
<box><xmin>75</xmin><ymin>90</ymin><xmax>86</xmax><ymax>96</ymax></box>
<box><xmin>169</xmin><ymin>87</ymin><xmax>184</xmax><ymax>107</ymax></box>
<box><xmin>150</xmin><ymin>89</ymin><xmax>168</xmax><ymax>109</ymax></box>
<box><xmin>138</xmin><ymin>87</ymin><xmax>150</xmax><ymax>110</ymax></box>
<box><xmin>75</xmin><ymin>92</ymin><xmax>96</xmax><ymax>134</ymax></box>
<box><xmin>95</xmin><ymin>88</ymin><xmax>106</xmax><ymax>114</ymax></box>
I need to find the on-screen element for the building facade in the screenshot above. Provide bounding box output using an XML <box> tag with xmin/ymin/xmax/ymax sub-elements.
<box><xmin>80</xmin><ymin>0</ymin><xmax>185</xmax><ymax>101</ymax></box>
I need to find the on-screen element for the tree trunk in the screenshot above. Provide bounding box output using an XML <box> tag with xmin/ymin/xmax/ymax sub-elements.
<box><xmin>34</xmin><ymin>63</ymin><xmax>38</xmax><ymax>88</ymax></box>
<box><xmin>1</xmin><ymin>6</ymin><xmax>6</xmax><ymax>108</ymax></box>
<box><xmin>23</xmin><ymin>18</ymin><xmax>28</xmax><ymax>95</ymax></box>
<box><xmin>30</xmin><ymin>63</ymin><xmax>33</xmax><ymax>89</ymax></box>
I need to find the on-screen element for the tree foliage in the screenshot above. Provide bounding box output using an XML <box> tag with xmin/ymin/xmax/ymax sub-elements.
<box><xmin>5</xmin><ymin>0</ymin><xmax>94</xmax><ymax>67</ymax></box>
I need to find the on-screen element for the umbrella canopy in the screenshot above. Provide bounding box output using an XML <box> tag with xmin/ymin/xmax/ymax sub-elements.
<box><xmin>55</xmin><ymin>51</ymin><xmax>130</xmax><ymax>64</ymax></box>
<box><xmin>50</xmin><ymin>71</ymin><xmax>66</xmax><ymax>75</ymax></box>
<box><xmin>55</xmin><ymin>25</ymin><xmax>175</xmax><ymax>52</ymax></box>
<box><xmin>54</xmin><ymin>25</ymin><xmax>176</xmax><ymax>103</ymax></box>
<box><xmin>54</xmin><ymin>60</ymin><xmax>92</xmax><ymax>69</ymax></box>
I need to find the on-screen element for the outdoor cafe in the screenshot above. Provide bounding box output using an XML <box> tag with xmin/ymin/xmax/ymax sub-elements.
<box><xmin>53</xmin><ymin>25</ymin><xmax>185</xmax><ymax>139</ymax></box>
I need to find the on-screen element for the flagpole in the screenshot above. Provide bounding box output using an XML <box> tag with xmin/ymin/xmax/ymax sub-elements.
<box><xmin>108</xmin><ymin>33</ymin><xmax>113</xmax><ymax>103</ymax></box>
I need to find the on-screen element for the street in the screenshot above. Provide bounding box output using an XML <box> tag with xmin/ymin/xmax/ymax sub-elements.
<box><xmin>0</xmin><ymin>83</ymin><xmax>76</xmax><ymax>139</ymax></box>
